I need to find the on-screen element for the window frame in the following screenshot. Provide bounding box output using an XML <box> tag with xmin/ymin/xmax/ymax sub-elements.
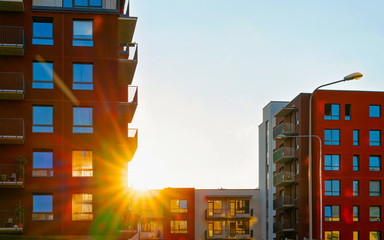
<box><xmin>170</xmin><ymin>220</ymin><xmax>188</xmax><ymax>234</ymax></box>
<box><xmin>32</xmin><ymin>194</ymin><xmax>53</xmax><ymax>221</ymax></box>
<box><xmin>369</xmin><ymin>206</ymin><xmax>381</xmax><ymax>222</ymax></box>
<box><xmin>170</xmin><ymin>199</ymin><xmax>188</xmax><ymax>213</ymax></box>
<box><xmin>324</xmin><ymin>154</ymin><xmax>340</xmax><ymax>171</ymax></box>
<box><xmin>324</xmin><ymin>231</ymin><xmax>340</xmax><ymax>240</ymax></box>
<box><xmin>73</xmin><ymin>107</ymin><xmax>93</xmax><ymax>133</ymax></box>
<box><xmin>324</xmin><ymin>180</ymin><xmax>340</xmax><ymax>196</ymax></box>
<box><xmin>32</xmin><ymin>150</ymin><xmax>53</xmax><ymax>177</ymax></box>
<box><xmin>353</xmin><ymin>205</ymin><xmax>359</xmax><ymax>222</ymax></box>
<box><xmin>353</xmin><ymin>155</ymin><xmax>359</xmax><ymax>171</ymax></box>
<box><xmin>32</xmin><ymin>18</ymin><xmax>54</xmax><ymax>45</ymax></box>
<box><xmin>370</xmin><ymin>231</ymin><xmax>381</xmax><ymax>240</ymax></box>
<box><xmin>369</xmin><ymin>156</ymin><xmax>381</xmax><ymax>172</ymax></box>
<box><xmin>73</xmin><ymin>20</ymin><xmax>94</xmax><ymax>47</ymax></box>
<box><xmin>324</xmin><ymin>129</ymin><xmax>340</xmax><ymax>145</ymax></box>
<box><xmin>369</xmin><ymin>105</ymin><xmax>381</xmax><ymax>118</ymax></box>
<box><xmin>72</xmin><ymin>150</ymin><xmax>93</xmax><ymax>177</ymax></box>
<box><xmin>324</xmin><ymin>205</ymin><xmax>340</xmax><ymax>222</ymax></box>
<box><xmin>369</xmin><ymin>130</ymin><xmax>381</xmax><ymax>146</ymax></box>
<box><xmin>353</xmin><ymin>130</ymin><xmax>359</xmax><ymax>146</ymax></box>
<box><xmin>32</xmin><ymin>62</ymin><xmax>54</xmax><ymax>89</ymax></box>
<box><xmin>73</xmin><ymin>63</ymin><xmax>93</xmax><ymax>90</ymax></box>
<box><xmin>72</xmin><ymin>193</ymin><xmax>93</xmax><ymax>221</ymax></box>
<box><xmin>32</xmin><ymin>106</ymin><xmax>53</xmax><ymax>133</ymax></box>
<box><xmin>345</xmin><ymin>104</ymin><xmax>351</xmax><ymax>120</ymax></box>
<box><xmin>370</xmin><ymin>180</ymin><xmax>381</xmax><ymax>197</ymax></box>
<box><xmin>324</xmin><ymin>103</ymin><xmax>340</xmax><ymax>120</ymax></box>
<box><xmin>353</xmin><ymin>180</ymin><xmax>359</xmax><ymax>197</ymax></box>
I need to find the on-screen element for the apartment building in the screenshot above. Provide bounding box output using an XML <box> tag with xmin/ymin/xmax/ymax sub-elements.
<box><xmin>269</xmin><ymin>90</ymin><xmax>384</xmax><ymax>240</ymax></box>
<box><xmin>259</xmin><ymin>101</ymin><xmax>288</xmax><ymax>240</ymax></box>
<box><xmin>195</xmin><ymin>189</ymin><xmax>261</xmax><ymax>240</ymax></box>
<box><xmin>0</xmin><ymin>0</ymin><xmax>138</xmax><ymax>238</ymax></box>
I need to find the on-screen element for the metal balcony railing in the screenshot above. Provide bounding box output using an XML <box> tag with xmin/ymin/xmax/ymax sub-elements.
<box><xmin>205</xmin><ymin>208</ymin><xmax>253</xmax><ymax>218</ymax></box>
<box><xmin>273</xmin><ymin>171</ymin><xmax>294</xmax><ymax>187</ymax></box>
<box><xmin>0</xmin><ymin>72</ymin><xmax>25</xmax><ymax>100</ymax></box>
<box><xmin>273</xmin><ymin>196</ymin><xmax>294</xmax><ymax>210</ymax></box>
<box><xmin>273</xmin><ymin>147</ymin><xmax>295</xmax><ymax>164</ymax></box>
<box><xmin>273</xmin><ymin>122</ymin><xmax>295</xmax><ymax>139</ymax></box>
<box><xmin>205</xmin><ymin>229</ymin><xmax>253</xmax><ymax>239</ymax></box>
<box><xmin>0</xmin><ymin>210</ymin><xmax>23</xmax><ymax>233</ymax></box>
<box><xmin>0</xmin><ymin>118</ymin><xmax>24</xmax><ymax>144</ymax></box>
<box><xmin>0</xmin><ymin>164</ymin><xmax>24</xmax><ymax>188</ymax></box>
<box><xmin>0</xmin><ymin>26</ymin><xmax>24</xmax><ymax>56</ymax></box>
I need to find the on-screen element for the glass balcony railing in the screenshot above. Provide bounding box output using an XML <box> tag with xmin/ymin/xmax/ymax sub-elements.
<box><xmin>118</xmin><ymin>85</ymin><xmax>138</xmax><ymax>124</ymax></box>
<box><xmin>118</xmin><ymin>43</ymin><xmax>138</xmax><ymax>85</ymax></box>
<box><xmin>273</xmin><ymin>171</ymin><xmax>294</xmax><ymax>187</ymax></box>
<box><xmin>273</xmin><ymin>122</ymin><xmax>295</xmax><ymax>139</ymax></box>
<box><xmin>273</xmin><ymin>220</ymin><xmax>295</xmax><ymax>233</ymax></box>
<box><xmin>273</xmin><ymin>147</ymin><xmax>295</xmax><ymax>164</ymax></box>
<box><xmin>273</xmin><ymin>196</ymin><xmax>294</xmax><ymax>210</ymax></box>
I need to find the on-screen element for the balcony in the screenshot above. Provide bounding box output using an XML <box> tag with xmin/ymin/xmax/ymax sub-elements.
<box><xmin>273</xmin><ymin>171</ymin><xmax>294</xmax><ymax>187</ymax></box>
<box><xmin>273</xmin><ymin>221</ymin><xmax>295</xmax><ymax>233</ymax></box>
<box><xmin>205</xmin><ymin>209</ymin><xmax>253</xmax><ymax>219</ymax></box>
<box><xmin>118</xmin><ymin>14</ymin><xmax>137</xmax><ymax>44</ymax></box>
<box><xmin>118</xmin><ymin>43</ymin><xmax>138</xmax><ymax>85</ymax></box>
<box><xmin>0</xmin><ymin>210</ymin><xmax>23</xmax><ymax>234</ymax></box>
<box><xmin>0</xmin><ymin>0</ymin><xmax>24</xmax><ymax>12</ymax></box>
<box><xmin>273</xmin><ymin>122</ymin><xmax>296</xmax><ymax>140</ymax></box>
<box><xmin>0</xmin><ymin>72</ymin><xmax>24</xmax><ymax>100</ymax></box>
<box><xmin>205</xmin><ymin>230</ymin><xmax>253</xmax><ymax>240</ymax></box>
<box><xmin>0</xmin><ymin>118</ymin><xmax>24</xmax><ymax>144</ymax></box>
<box><xmin>273</xmin><ymin>196</ymin><xmax>294</xmax><ymax>210</ymax></box>
<box><xmin>273</xmin><ymin>147</ymin><xmax>295</xmax><ymax>164</ymax></box>
<box><xmin>0</xmin><ymin>26</ymin><xmax>24</xmax><ymax>56</ymax></box>
<box><xmin>0</xmin><ymin>164</ymin><xmax>24</xmax><ymax>188</ymax></box>
<box><xmin>119</xmin><ymin>128</ymin><xmax>138</xmax><ymax>162</ymax></box>
<box><xmin>118</xmin><ymin>85</ymin><xmax>138</xmax><ymax>124</ymax></box>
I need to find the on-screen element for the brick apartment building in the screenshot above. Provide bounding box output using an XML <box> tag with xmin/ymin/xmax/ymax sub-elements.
<box><xmin>0</xmin><ymin>0</ymin><xmax>138</xmax><ymax>238</ymax></box>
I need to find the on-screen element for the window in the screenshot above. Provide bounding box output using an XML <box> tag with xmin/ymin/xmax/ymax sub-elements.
<box><xmin>73</xmin><ymin>63</ymin><xmax>93</xmax><ymax>90</ymax></box>
<box><xmin>370</xmin><ymin>181</ymin><xmax>381</xmax><ymax>197</ymax></box>
<box><xmin>324</xmin><ymin>155</ymin><xmax>340</xmax><ymax>171</ymax></box>
<box><xmin>33</xmin><ymin>106</ymin><xmax>53</xmax><ymax>133</ymax></box>
<box><xmin>370</xmin><ymin>231</ymin><xmax>381</xmax><ymax>240</ymax></box>
<box><xmin>295</xmin><ymin>208</ymin><xmax>299</xmax><ymax>224</ymax></box>
<box><xmin>73</xmin><ymin>107</ymin><xmax>93</xmax><ymax>133</ymax></box>
<box><xmin>324</xmin><ymin>104</ymin><xmax>340</xmax><ymax>120</ymax></box>
<box><xmin>74</xmin><ymin>0</ymin><xmax>102</xmax><ymax>7</ymax></box>
<box><xmin>229</xmin><ymin>200</ymin><xmax>250</xmax><ymax>215</ymax></box>
<box><xmin>295</xmin><ymin>184</ymin><xmax>299</xmax><ymax>199</ymax></box>
<box><xmin>170</xmin><ymin>200</ymin><xmax>187</xmax><ymax>213</ymax></box>
<box><xmin>72</xmin><ymin>193</ymin><xmax>93</xmax><ymax>221</ymax></box>
<box><xmin>170</xmin><ymin>220</ymin><xmax>187</xmax><ymax>234</ymax></box>
<box><xmin>353</xmin><ymin>206</ymin><xmax>359</xmax><ymax>222</ymax></box>
<box><xmin>33</xmin><ymin>62</ymin><xmax>53</xmax><ymax>89</ymax></box>
<box><xmin>233</xmin><ymin>220</ymin><xmax>249</xmax><ymax>234</ymax></box>
<box><xmin>73</xmin><ymin>20</ymin><xmax>93</xmax><ymax>46</ymax></box>
<box><xmin>324</xmin><ymin>205</ymin><xmax>340</xmax><ymax>221</ymax></box>
<box><xmin>324</xmin><ymin>129</ymin><xmax>340</xmax><ymax>145</ymax></box>
<box><xmin>353</xmin><ymin>180</ymin><xmax>359</xmax><ymax>197</ymax></box>
<box><xmin>370</xmin><ymin>156</ymin><xmax>381</xmax><ymax>171</ymax></box>
<box><xmin>370</xmin><ymin>130</ymin><xmax>381</xmax><ymax>146</ymax></box>
<box><xmin>32</xmin><ymin>151</ymin><xmax>53</xmax><ymax>177</ymax></box>
<box><xmin>345</xmin><ymin>104</ymin><xmax>351</xmax><ymax>120</ymax></box>
<box><xmin>295</xmin><ymin>111</ymin><xmax>299</xmax><ymax>125</ymax></box>
<box><xmin>370</xmin><ymin>206</ymin><xmax>381</xmax><ymax>222</ymax></box>
<box><xmin>295</xmin><ymin>159</ymin><xmax>299</xmax><ymax>174</ymax></box>
<box><xmin>142</xmin><ymin>219</ymin><xmax>154</xmax><ymax>232</ymax></box>
<box><xmin>72</xmin><ymin>150</ymin><xmax>93</xmax><ymax>177</ymax></box>
<box><xmin>208</xmin><ymin>221</ymin><xmax>224</xmax><ymax>236</ymax></box>
<box><xmin>324</xmin><ymin>180</ymin><xmax>340</xmax><ymax>196</ymax></box>
<box><xmin>208</xmin><ymin>200</ymin><xmax>223</xmax><ymax>216</ymax></box>
<box><xmin>353</xmin><ymin>231</ymin><xmax>359</xmax><ymax>240</ymax></box>
<box><xmin>353</xmin><ymin>155</ymin><xmax>359</xmax><ymax>171</ymax></box>
<box><xmin>353</xmin><ymin>130</ymin><xmax>359</xmax><ymax>146</ymax></box>
<box><xmin>370</xmin><ymin>105</ymin><xmax>380</xmax><ymax>118</ymax></box>
<box><xmin>32</xmin><ymin>18</ymin><xmax>53</xmax><ymax>45</ymax></box>
<box><xmin>324</xmin><ymin>231</ymin><xmax>340</xmax><ymax>240</ymax></box>
<box><xmin>33</xmin><ymin>194</ymin><xmax>53</xmax><ymax>221</ymax></box>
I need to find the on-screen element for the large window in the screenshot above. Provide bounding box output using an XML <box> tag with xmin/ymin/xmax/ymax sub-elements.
<box><xmin>207</xmin><ymin>221</ymin><xmax>224</xmax><ymax>236</ymax></box>
<box><xmin>345</xmin><ymin>104</ymin><xmax>351</xmax><ymax>120</ymax></box>
<box><xmin>370</xmin><ymin>156</ymin><xmax>381</xmax><ymax>171</ymax></box>
<box><xmin>370</xmin><ymin>181</ymin><xmax>381</xmax><ymax>197</ymax></box>
<box><xmin>370</xmin><ymin>231</ymin><xmax>381</xmax><ymax>240</ymax></box>
<box><xmin>72</xmin><ymin>193</ymin><xmax>93</xmax><ymax>221</ymax></box>
<box><xmin>370</xmin><ymin>130</ymin><xmax>381</xmax><ymax>146</ymax></box>
<box><xmin>33</xmin><ymin>194</ymin><xmax>53</xmax><ymax>221</ymax></box>
<box><xmin>324</xmin><ymin>205</ymin><xmax>340</xmax><ymax>222</ymax></box>
<box><xmin>73</xmin><ymin>63</ymin><xmax>93</xmax><ymax>90</ymax></box>
<box><xmin>73</xmin><ymin>0</ymin><xmax>102</xmax><ymax>8</ymax></box>
<box><xmin>33</xmin><ymin>62</ymin><xmax>53</xmax><ymax>89</ymax></box>
<box><xmin>324</xmin><ymin>231</ymin><xmax>340</xmax><ymax>240</ymax></box>
<box><xmin>33</xmin><ymin>106</ymin><xmax>53</xmax><ymax>133</ymax></box>
<box><xmin>32</xmin><ymin>18</ymin><xmax>53</xmax><ymax>45</ymax></box>
<box><xmin>370</xmin><ymin>206</ymin><xmax>381</xmax><ymax>222</ymax></box>
<box><xmin>324</xmin><ymin>129</ymin><xmax>340</xmax><ymax>145</ymax></box>
<box><xmin>370</xmin><ymin>105</ymin><xmax>381</xmax><ymax>118</ymax></box>
<box><xmin>353</xmin><ymin>180</ymin><xmax>359</xmax><ymax>197</ymax></box>
<box><xmin>73</xmin><ymin>20</ymin><xmax>93</xmax><ymax>47</ymax></box>
<box><xmin>141</xmin><ymin>220</ymin><xmax>154</xmax><ymax>232</ymax></box>
<box><xmin>72</xmin><ymin>150</ymin><xmax>93</xmax><ymax>177</ymax></box>
<box><xmin>324</xmin><ymin>180</ymin><xmax>340</xmax><ymax>196</ymax></box>
<box><xmin>208</xmin><ymin>200</ymin><xmax>223</xmax><ymax>216</ymax></box>
<box><xmin>73</xmin><ymin>107</ymin><xmax>93</xmax><ymax>133</ymax></box>
<box><xmin>229</xmin><ymin>199</ymin><xmax>250</xmax><ymax>215</ymax></box>
<box><xmin>353</xmin><ymin>206</ymin><xmax>359</xmax><ymax>222</ymax></box>
<box><xmin>32</xmin><ymin>151</ymin><xmax>53</xmax><ymax>177</ymax></box>
<box><xmin>324</xmin><ymin>104</ymin><xmax>339</xmax><ymax>120</ymax></box>
<box><xmin>324</xmin><ymin>155</ymin><xmax>340</xmax><ymax>171</ymax></box>
<box><xmin>170</xmin><ymin>220</ymin><xmax>187</xmax><ymax>234</ymax></box>
<box><xmin>353</xmin><ymin>130</ymin><xmax>359</xmax><ymax>146</ymax></box>
<box><xmin>170</xmin><ymin>200</ymin><xmax>187</xmax><ymax>213</ymax></box>
<box><xmin>353</xmin><ymin>155</ymin><xmax>359</xmax><ymax>171</ymax></box>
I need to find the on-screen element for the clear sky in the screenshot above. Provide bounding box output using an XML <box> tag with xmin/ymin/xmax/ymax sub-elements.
<box><xmin>128</xmin><ymin>0</ymin><xmax>384</xmax><ymax>190</ymax></box>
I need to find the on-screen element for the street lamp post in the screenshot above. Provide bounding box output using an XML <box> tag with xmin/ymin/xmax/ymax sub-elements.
<box><xmin>308</xmin><ymin>72</ymin><xmax>363</xmax><ymax>240</ymax></box>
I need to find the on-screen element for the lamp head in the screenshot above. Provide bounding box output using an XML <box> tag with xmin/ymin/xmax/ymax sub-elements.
<box><xmin>276</xmin><ymin>134</ymin><xmax>287</xmax><ymax>139</ymax></box>
<box><xmin>344</xmin><ymin>72</ymin><xmax>363</xmax><ymax>81</ymax></box>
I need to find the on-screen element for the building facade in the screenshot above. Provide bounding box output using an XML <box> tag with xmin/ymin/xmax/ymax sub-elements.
<box><xmin>0</xmin><ymin>0</ymin><xmax>138</xmax><ymax>238</ymax></box>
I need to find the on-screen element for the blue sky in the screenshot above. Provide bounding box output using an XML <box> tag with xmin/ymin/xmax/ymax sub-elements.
<box><xmin>128</xmin><ymin>0</ymin><xmax>384</xmax><ymax>189</ymax></box>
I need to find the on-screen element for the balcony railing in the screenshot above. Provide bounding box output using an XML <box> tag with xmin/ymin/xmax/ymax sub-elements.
<box><xmin>273</xmin><ymin>171</ymin><xmax>294</xmax><ymax>187</ymax></box>
<box><xmin>0</xmin><ymin>164</ymin><xmax>24</xmax><ymax>188</ymax></box>
<box><xmin>0</xmin><ymin>210</ymin><xmax>23</xmax><ymax>233</ymax></box>
<box><xmin>205</xmin><ymin>230</ymin><xmax>253</xmax><ymax>239</ymax></box>
<box><xmin>0</xmin><ymin>72</ymin><xmax>24</xmax><ymax>100</ymax></box>
<box><xmin>0</xmin><ymin>0</ymin><xmax>25</xmax><ymax>12</ymax></box>
<box><xmin>0</xmin><ymin>118</ymin><xmax>24</xmax><ymax>144</ymax></box>
<box><xmin>0</xmin><ymin>26</ymin><xmax>24</xmax><ymax>56</ymax></box>
<box><xmin>205</xmin><ymin>209</ymin><xmax>253</xmax><ymax>219</ymax></box>
<box><xmin>118</xmin><ymin>85</ymin><xmax>138</xmax><ymax>124</ymax></box>
<box><xmin>273</xmin><ymin>221</ymin><xmax>295</xmax><ymax>233</ymax></box>
<box><xmin>273</xmin><ymin>147</ymin><xmax>295</xmax><ymax>164</ymax></box>
<box><xmin>119</xmin><ymin>128</ymin><xmax>138</xmax><ymax>162</ymax></box>
<box><xmin>32</xmin><ymin>0</ymin><xmax>118</xmax><ymax>12</ymax></box>
<box><xmin>273</xmin><ymin>122</ymin><xmax>296</xmax><ymax>139</ymax></box>
<box><xmin>118</xmin><ymin>43</ymin><xmax>138</xmax><ymax>85</ymax></box>
<box><xmin>118</xmin><ymin>14</ymin><xmax>137</xmax><ymax>44</ymax></box>
<box><xmin>273</xmin><ymin>196</ymin><xmax>294</xmax><ymax>210</ymax></box>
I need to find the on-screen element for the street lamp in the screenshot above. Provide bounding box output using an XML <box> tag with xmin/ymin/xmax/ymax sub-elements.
<box><xmin>308</xmin><ymin>72</ymin><xmax>363</xmax><ymax>240</ymax></box>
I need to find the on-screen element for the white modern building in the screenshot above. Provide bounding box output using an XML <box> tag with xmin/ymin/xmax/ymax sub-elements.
<box><xmin>259</xmin><ymin>101</ymin><xmax>288</xmax><ymax>240</ymax></box>
<box><xmin>195</xmin><ymin>189</ymin><xmax>261</xmax><ymax>240</ymax></box>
